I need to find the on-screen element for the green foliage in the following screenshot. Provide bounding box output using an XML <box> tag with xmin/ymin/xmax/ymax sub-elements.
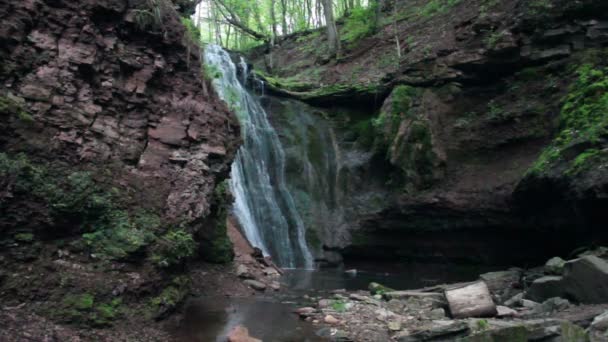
<box><xmin>152</xmin><ymin>229</ymin><xmax>197</xmax><ymax>268</ymax></box>
<box><xmin>331</xmin><ymin>300</ymin><xmax>347</xmax><ymax>312</ymax></box>
<box><xmin>351</xmin><ymin>118</ymin><xmax>376</xmax><ymax>148</ymax></box>
<box><xmin>0</xmin><ymin>153</ymin><xmax>162</xmax><ymax>261</ymax></box>
<box><xmin>0</xmin><ymin>94</ymin><xmax>33</xmax><ymax>123</ymax></box>
<box><xmin>476</xmin><ymin>319</ymin><xmax>490</xmax><ymax>331</ymax></box>
<box><xmin>485</xmin><ymin>31</ymin><xmax>502</xmax><ymax>49</ymax></box>
<box><xmin>527</xmin><ymin>0</ymin><xmax>553</xmax><ymax>15</ymax></box>
<box><xmin>529</xmin><ymin>63</ymin><xmax>608</xmax><ymax>174</ymax></box>
<box><xmin>203</xmin><ymin>63</ymin><xmax>223</xmax><ymax>80</ymax></box>
<box><xmin>419</xmin><ymin>0</ymin><xmax>462</xmax><ymax>17</ymax></box>
<box><xmin>181</xmin><ymin>17</ymin><xmax>201</xmax><ymax>42</ymax></box>
<box><xmin>57</xmin><ymin>294</ymin><xmax>123</xmax><ymax>327</ymax></box>
<box><xmin>342</xmin><ymin>5</ymin><xmax>377</xmax><ymax>44</ymax></box>
<box><xmin>149</xmin><ymin>276</ymin><xmax>190</xmax><ymax>318</ymax></box>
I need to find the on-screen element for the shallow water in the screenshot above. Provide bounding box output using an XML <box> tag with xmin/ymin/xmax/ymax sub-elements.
<box><xmin>176</xmin><ymin>262</ymin><xmax>498</xmax><ymax>341</ymax></box>
<box><xmin>176</xmin><ymin>297</ymin><xmax>325</xmax><ymax>342</ymax></box>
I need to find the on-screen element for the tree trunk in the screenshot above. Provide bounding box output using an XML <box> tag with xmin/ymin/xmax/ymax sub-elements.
<box><xmin>445</xmin><ymin>281</ymin><xmax>497</xmax><ymax>319</ymax></box>
<box><xmin>321</xmin><ymin>0</ymin><xmax>340</xmax><ymax>57</ymax></box>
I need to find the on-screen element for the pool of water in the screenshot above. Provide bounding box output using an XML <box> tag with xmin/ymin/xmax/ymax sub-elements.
<box><xmin>175</xmin><ymin>262</ymin><xmax>499</xmax><ymax>341</ymax></box>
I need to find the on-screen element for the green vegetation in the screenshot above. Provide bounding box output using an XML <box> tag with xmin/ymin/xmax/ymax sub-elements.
<box><xmin>342</xmin><ymin>5</ymin><xmax>377</xmax><ymax>44</ymax></box>
<box><xmin>0</xmin><ymin>153</ymin><xmax>167</xmax><ymax>261</ymax></box>
<box><xmin>152</xmin><ymin>229</ymin><xmax>197</xmax><ymax>267</ymax></box>
<box><xmin>1</xmin><ymin>94</ymin><xmax>34</xmax><ymax>123</ymax></box>
<box><xmin>529</xmin><ymin>63</ymin><xmax>608</xmax><ymax>175</ymax></box>
<box><xmin>181</xmin><ymin>17</ymin><xmax>201</xmax><ymax>42</ymax></box>
<box><xmin>149</xmin><ymin>276</ymin><xmax>190</xmax><ymax>319</ymax></box>
<box><xmin>372</xmin><ymin>85</ymin><xmax>418</xmax><ymax>145</ymax></box>
<box><xmin>419</xmin><ymin>0</ymin><xmax>462</xmax><ymax>17</ymax></box>
<box><xmin>476</xmin><ymin>319</ymin><xmax>490</xmax><ymax>331</ymax></box>
<box><xmin>133</xmin><ymin>0</ymin><xmax>166</xmax><ymax>33</ymax></box>
<box><xmin>55</xmin><ymin>294</ymin><xmax>123</xmax><ymax>327</ymax></box>
<box><xmin>331</xmin><ymin>299</ymin><xmax>347</xmax><ymax>312</ymax></box>
<box><xmin>199</xmin><ymin>181</ymin><xmax>234</xmax><ymax>264</ymax></box>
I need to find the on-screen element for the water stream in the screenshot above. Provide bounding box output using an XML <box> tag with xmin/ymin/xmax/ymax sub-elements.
<box><xmin>204</xmin><ymin>45</ymin><xmax>313</xmax><ymax>269</ymax></box>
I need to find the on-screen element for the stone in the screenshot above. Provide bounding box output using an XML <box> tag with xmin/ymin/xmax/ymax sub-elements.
<box><xmin>522</xmin><ymin>299</ymin><xmax>540</xmax><ymax>309</ymax></box>
<box><xmin>531</xmin><ymin>45</ymin><xmax>571</xmax><ymax>60</ymax></box>
<box><xmin>263</xmin><ymin>267</ymin><xmax>280</xmax><ymax>277</ymax></box>
<box><xmin>535</xmin><ymin>297</ymin><xmax>570</xmax><ymax>314</ymax></box>
<box><xmin>318</xmin><ymin>299</ymin><xmax>332</xmax><ymax>308</ymax></box>
<box><xmin>480</xmin><ymin>269</ymin><xmax>522</xmax><ymax>294</ymax></box>
<box><xmin>504</xmin><ymin>293</ymin><xmax>523</xmax><ymax>307</ymax></box>
<box><xmin>388</xmin><ymin>321</ymin><xmax>402</xmax><ymax>331</ymax></box>
<box><xmin>236</xmin><ymin>264</ymin><xmax>253</xmax><ymax>279</ymax></box>
<box><xmin>591</xmin><ymin>311</ymin><xmax>608</xmax><ymax>330</ymax></box>
<box><xmin>445</xmin><ymin>281</ymin><xmax>497</xmax><ymax>319</ymax></box>
<box><xmin>295</xmin><ymin>307</ymin><xmax>316</xmax><ymax>317</ymax></box>
<box><xmin>525</xmin><ymin>276</ymin><xmax>564</xmax><ymax>302</ymax></box>
<box><xmin>545</xmin><ymin>257</ymin><xmax>566</xmax><ymax>275</ymax></box>
<box><xmin>243</xmin><ymin>280</ymin><xmax>266</xmax><ymax>291</ymax></box>
<box><xmin>562</xmin><ymin>256</ymin><xmax>608</xmax><ymax>303</ymax></box>
<box><xmin>324</xmin><ymin>315</ymin><xmax>339</xmax><ymax>324</ymax></box>
<box><xmin>227</xmin><ymin>325</ymin><xmax>262</xmax><ymax>342</ymax></box>
<box><xmin>496</xmin><ymin>305</ymin><xmax>517</xmax><ymax>318</ymax></box>
<box><xmin>398</xmin><ymin>321</ymin><xmax>469</xmax><ymax>342</ymax></box>
<box><xmin>349</xmin><ymin>293</ymin><xmax>369</xmax><ymax>301</ymax></box>
<box><xmin>428</xmin><ymin>308</ymin><xmax>446</xmax><ymax>320</ymax></box>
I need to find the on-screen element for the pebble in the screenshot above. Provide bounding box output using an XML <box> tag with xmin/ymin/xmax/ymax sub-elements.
<box><xmin>324</xmin><ymin>315</ymin><xmax>340</xmax><ymax>324</ymax></box>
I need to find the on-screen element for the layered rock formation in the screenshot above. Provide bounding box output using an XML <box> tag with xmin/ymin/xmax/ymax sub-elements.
<box><xmin>0</xmin><ymin>0</ymin><xmax>240</xmax><ymax>338</ymax></box>
<box><xmin>249</xmin><ymin>0</ymin><xmax>608</xmax><ymax>265</ymax></box>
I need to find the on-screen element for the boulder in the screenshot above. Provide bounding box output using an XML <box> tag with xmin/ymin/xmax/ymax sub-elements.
<box><xmin>479</xmin><ymin>269</ymin><xmax>521</xmax><ymax>295</ymax></box>
<box><xmin>243</xmin><ymin>280</ymin><xmax>266</xmax><ymax>291</ymax></box>
<box><xmin>525</xmin><ymin>276</ymin><xmax>564</xmax><ymax>302</ymax></box>
<box><xmin>236</xmin><ymin>264</ymin><xmax>253</xmax><ymax>279</ymax></box>
<box><xmin>545</xmin><ymin>257</ymin><xmax>566</xmax><ymax>275</ymax></box>
<box><xmin>562</xmin><ymin>256</ymin><xmax>608</xmax><ymax>303</ymax></box>
<box><xmin>227</xmin><ymin>325</ymin><xmax>262</xmax><ymax>342</ymax></box>
<box><xmin>496</xmin><ymin>306</ymin><xmax>518</xmax><ymax>318</ymax></box>
<box><xmin>445</xmin><ymin>281</ymin><xmax>497</xmax><ymax>319</ymax></box>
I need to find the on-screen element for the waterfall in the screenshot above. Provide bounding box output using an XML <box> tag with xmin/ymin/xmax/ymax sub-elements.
<box><xmin>204</xmin><ymin>45</ymin><xmax>314</xmax><ymax>269</ymax></box>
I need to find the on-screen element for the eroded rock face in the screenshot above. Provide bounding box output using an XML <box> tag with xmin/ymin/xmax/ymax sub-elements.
<box><xmin>0</xmin><ymin>0</ymin><xmax>240</xmax><ymax>223</ymax></box>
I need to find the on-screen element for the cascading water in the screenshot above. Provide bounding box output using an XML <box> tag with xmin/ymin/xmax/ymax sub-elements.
<box><xmin>204</xmin><ymin>45</ymin><xmax>313</xmax><ymax>269</ymax></box>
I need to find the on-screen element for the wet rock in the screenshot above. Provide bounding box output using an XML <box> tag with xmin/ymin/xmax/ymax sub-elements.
<box><xmin>591</xmin><ymin>310</ymin><xmax>608</xmax><ymax>330</ymax></box>
<box><xmin>496</xmin><ymin>305</ymin><xmax>517</xmax><ymax>318</ymax></box>
<box><xmin>398</xmin><ymin>320</ymin><xmax>469</xmax><ymax>342</ymax></box>
<box><xmin>445</xmin><ymin>281</ymin><xmax>497</xmax><ymax>318</ymax></box>
<box><xmin>227</xmin><ymin>325</ymin><xmax>262</xmax><ymax>342</ymax></box>
<box><xmin>525</xmin><ymin>276</ymin><xmax>564</xmax><ymax>302</ymax></box>
<box><xmin>545</xmin><ymin>257</ymin><xmax>566</xmax><ymax>275</ymax></box>
<box><xmin>243</xmin><ymin>280</ymin><xmax>266</xmax><ymax>291</ymax></box>
<box><xmin>324</xmin><ymin>315</ymin><xmax>340</xmax><ymax>324</ymax></box>
<box><xmin>236</xmin><ymin>264</ymin><xmax>254</xmax><ymax>279</ymax></box>
<box><xmin>263</xmin><ymin>267</ymin><xmax>280</xmax><ymax>277</ymax></box>
<box><xmin>562</xmin><ymin>256</ymin><xmax>608</xmax><ymax>303</ymax></box>
<box><xmin>349</xmin><ymin>293</ymin><xmax>369</xmax><ymax>302</ymax></box>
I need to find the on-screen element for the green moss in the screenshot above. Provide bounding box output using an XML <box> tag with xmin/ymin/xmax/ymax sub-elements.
<box><xmin>56</xmin><ymin>294</ymin><xmax>123</xmax><ymax>327</ymax></box>
<box><xmin>528</xmin><ymin>63</ymin><xmax>608</xmax><ymax>175</ymax></box>
<box><xmin>64</xmin><ymin>293</ymin><xmax>95</xmax><ymax>311</ymax></box>
<box><xmin>0</xmin><ymin>153</ymin><xmax>161</xmax><ymax>260</ymax></box>
<box><xmin>0</xmin><ymin>94</ymin><xmax>33</xmax><ymax>123</ymax></box>
<box><xmin>418</xmin><ymin>0</ymin><xmax>462</xmax><ymax>17</ymax></box>
<box><xmin>152</xmin><ymin>229</ymin><xmax>196</xmax><ymax>268</ymax></box>
<box><xmin>305</xmin><ymin>228</ymin><xmax>322</xmax><ymax>250</ymax></box>
<box><xmin>149</xmin><ymin>276</ymin><xmax>190</xmax><ymax>319</ymax></box>
<box><xmin>200</xmin><ymin>181</ymin><xmax>234</xmax><ymax>264</ymax></box>
<box><xmin>14</xmin><ymin>233</ymin><xmax>34</xmax><ymax>242</ymax></box>
<box><xmin>342</xmin><ymin>5</ymin><xmax>377</xmax><ymax>44</ymax></box>
<box><xmin>331</xmin><ymin>299</ymin><xmax>347</xmax><ymax>312</ymax></box>
<box><xmin>180</xmin><ymin>17</ymin><xmax>200</xmax><ymax>42</ymax></box>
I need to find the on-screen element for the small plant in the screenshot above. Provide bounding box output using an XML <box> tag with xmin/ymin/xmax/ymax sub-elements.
<box><xmin>476</xmin><ymin>319</ymin><xmax>490</xmax><ymax>331</ymax></box>
<box><xmin>342</xmin><ymin>5</ymin><xmax>378</xmax><ymax>44</ymax></box>
<box><xmin>152</xmin><ymin>229</ymin><xmax>197</xmax><ymax>268</ymax></box>
<box><xmin>485</xmin><ymin>30</ymin><xmax>502</xmax><ymax>49</ymax></box>
<box><xmin>418</xmin><ymin>0</ymin><xmax>462</xmax><ymax>17</ymax></box>
<box><xmin>331</xmin><ymin>300</ymin><xmax>347</xmax><ymax>312</ymax></box>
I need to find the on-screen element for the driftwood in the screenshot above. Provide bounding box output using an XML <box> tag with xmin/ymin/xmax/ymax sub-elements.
<box><xmin>445</xmin><ymin>281</ymin><xmax>497</xmax><ymax>319</ymax></box>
